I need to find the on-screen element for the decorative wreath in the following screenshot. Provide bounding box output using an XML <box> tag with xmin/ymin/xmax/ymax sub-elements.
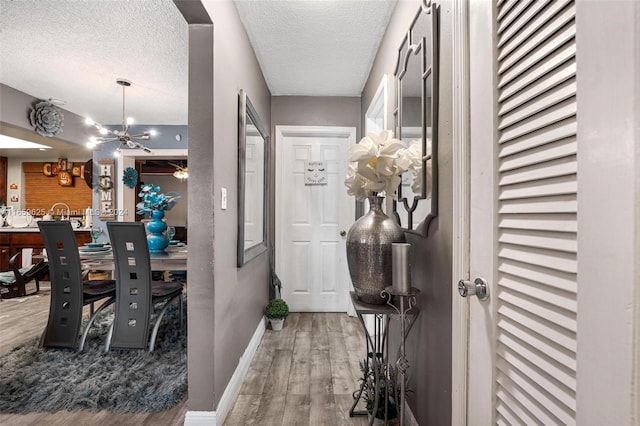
<box><xmin>96</xmin><ymin>175</ymin><xmax>114</xmax><ymax>192</ymax></box>
<box><xmin>29</xmin><ymin>101</ymin><xmax>64</xmax><ymax>137</ymax></box>
<box><xmin>122</xmin><ymin>167</ymin><xmax>138</xmax><ymax>189</ymax></box>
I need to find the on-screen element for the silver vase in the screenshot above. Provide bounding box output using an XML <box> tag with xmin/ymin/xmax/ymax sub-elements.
<box><xmin>347</xmin><ymin>196</ymin><xmax>406</xmax><ymax>304</ymax></box>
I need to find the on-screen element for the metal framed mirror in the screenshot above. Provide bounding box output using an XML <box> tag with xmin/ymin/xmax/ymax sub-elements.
<box><xmin>238</xmin><ymin>90</ymin><xmax>269</xmax><ymax>266</ymax></box>
<box><xmin>392</xmin><ymin>1</ymin><xmax>440</xmax><ymax>235</ymax></box>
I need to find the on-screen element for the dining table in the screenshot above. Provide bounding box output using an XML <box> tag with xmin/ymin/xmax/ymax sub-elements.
<box><xmin>79</xmin><ymin>244</ymin><xmax>188</xmax><ymax>272</ymax></box>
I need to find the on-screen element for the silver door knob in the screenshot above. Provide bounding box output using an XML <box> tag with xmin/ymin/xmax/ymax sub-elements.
<box><xmin>340</xmin><ymin>230</ymin><xmax>346</xmax><ymax>237</ymax></box>
<box><xmin>458</xmin><ymin>277</ymin><xmax>489</xmax><ymax>301</ymax></box>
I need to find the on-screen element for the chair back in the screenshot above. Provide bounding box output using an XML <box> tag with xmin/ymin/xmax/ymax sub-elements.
<box><xmin>38</xmin><ymin>221</ymin><xmax>85</xmax><ymax>348</ymax></box>
<box><xmin>106</xmin><ymin>222</ymin><xmax>153</xmax><ymax>349</ymax></box>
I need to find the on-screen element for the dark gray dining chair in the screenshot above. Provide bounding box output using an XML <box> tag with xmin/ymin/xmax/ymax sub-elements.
<box><xmin>0</xmin><ymin>251</ymin><xmax>49</xmax><ymax>299</ymax></box>
<box><xmin>38</xmin><ymin>221</ymin><xmax>116</xmax><ymax>351</ymax></box>
<box><xmin>105</xmin><ymin>222</ymin><xmax>183</xmax><ymax>352</ymax></box>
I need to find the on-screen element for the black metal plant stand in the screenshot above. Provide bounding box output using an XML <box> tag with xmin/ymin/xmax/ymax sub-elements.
<box><xmin>349</xmin><ymin>291</ymin><xmax>420</xmax><ymax>425</ymax></box>
<box><xmin>381</xmin><ymin>287</ymin><xmax>420</xmax><ymax>426</ymax></box>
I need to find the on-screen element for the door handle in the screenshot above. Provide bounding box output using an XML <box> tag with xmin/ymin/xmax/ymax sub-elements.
<box><xmin>458</xmin><ymin>277</ymin><xmax>489</xmax><ymax>301</ymax></box>
<box><xmin>340</xmin><ymin>230</ymin><xmax>346</xmax><ymax>237</ymax></box>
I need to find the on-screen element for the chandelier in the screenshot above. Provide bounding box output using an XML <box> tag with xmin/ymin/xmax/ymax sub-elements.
<box><xmin>170</xmin><ymin>162</ymin><xmax>188</xmax><ymax>180</ymax></box>
<box><xmin>85</xmin><ymin>79</ymin><xmax>154</xmax><ymax>154</ymax></box>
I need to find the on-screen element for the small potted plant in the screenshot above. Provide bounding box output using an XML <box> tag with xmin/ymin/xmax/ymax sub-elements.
<box><xmin>265</xmin><ymin>298</ymin><xmax>289</xmax><ymax>331</ymax></box>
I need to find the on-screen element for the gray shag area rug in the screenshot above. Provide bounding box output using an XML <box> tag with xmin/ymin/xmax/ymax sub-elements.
<box><xmin>0</xmin><ymin>299</ymin><xmax>186</xmax><ymax>414</ymax></box>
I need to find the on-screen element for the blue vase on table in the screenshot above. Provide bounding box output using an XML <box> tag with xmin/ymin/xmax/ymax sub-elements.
<box><xmin>146</xmin><ymin>209</ymin><xmax>169</xmax><ymax>252</ymax></box>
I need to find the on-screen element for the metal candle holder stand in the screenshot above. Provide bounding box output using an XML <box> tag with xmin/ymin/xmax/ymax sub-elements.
<box><xmin>349</xmin><ymin>290</ymin><xmax>420</xmax><ymax>425</ymax></box>
<box><xmin>381</xmin><ymin>286</ymin><xmax>420</xmax><ymax>426</ymax></box>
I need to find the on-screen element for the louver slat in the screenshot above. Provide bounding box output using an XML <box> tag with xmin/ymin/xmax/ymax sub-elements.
<box><xmin>498</xmin><ymin>0</ymin><xmax>568</xmax><ymax>56</ymax></box>
<box><xmin>499</xmin><ymin>5</ymin><xmax>575</xmax><ymax>73</ymax></box>
<box><xmin>497</xmin><ymin>0</ymin><xmax>534</xmax><ymax>35</ymax></box>
<box><xmin>494</xmin><ymin>1</ymin><xmax>577</xmax><ymax>423</ymax></box>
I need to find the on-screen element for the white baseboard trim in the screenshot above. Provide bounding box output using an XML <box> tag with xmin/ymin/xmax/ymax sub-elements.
<box><xmin>184</xmin><ymin>411</ymin><xmax>217</xmax><ymax>425</ymax></box>
<box><xmin>184</xmin><ymin>317</ymin><xmax>266</xmax><ymax>426</ymax></box>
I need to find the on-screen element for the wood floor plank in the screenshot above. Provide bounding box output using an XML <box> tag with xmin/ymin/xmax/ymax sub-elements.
<box><xmin>252</xmin><ymin>394</ymin><xmax>286</xmax><ymax>425</ymax></box>
<box><xmin>311</xmin><ymin>313</ymin><xmax>329</xmax><ymax>351</ymax></box>
<box><xmin>223</xmin><ymin>394</ymin><xmax>261</xmax><ymax>426</ymax></box>
<box><xmin>288</xmin><ymin>331</ymin><xmax>312</xmax><ymax>395</ymax></box>
<box><xmin>341</xmin><ymin>315</ymin><xmax>364</xmax><ymax>353</ymax></box>
<box><xmin>261</xmin><ymin>349</ymin><xmax>293</xmax><ymax>395</ymax></box>
<box><xmin>329</xmin><ymin>331</ymin><xmax>358</xmax><ymax>395</ymax></box>
<box><xmin>325</xmin><ymin>312</ymin><xmax>343</xmax><ymax>333</ymax></box>
<box><xmin>309</xmin><ymin>348</ymin><xmax>337</xmax><ymax>425</ymax></box>
<box><xmin>281</xmin><ymin>393</ymin><xmax>310</xmax><ymax>425</ymax></box>
<box><xmin>334</xmin><ymin>393</ymin><xmax>369</xmax><ymax>426</ymax></box>
<box><xmin>296</xmin><ymin>312</ymin><xmax>313</xmax><ymax>331</ymax></box>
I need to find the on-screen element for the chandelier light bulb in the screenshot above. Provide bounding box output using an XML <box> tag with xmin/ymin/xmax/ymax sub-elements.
<box><xmin>86</xmin><ymin>141</ymin><xmax>96</xmax><ymax>149</ymax></box>
<box><xmin>85</xmin><ymin>117</ymin><xmax>94</xmax><ymax>125</ymax></box>
<box><xmin>126</xmin><ymin>117</ymin><xmax>134</xmax><ymax>125</ymax></box>
<box><xmin>149</xmin><ymin>129</ymin><xmax>157</xmax><ymax>136</ymax></box>
<box><xmin>114</xmin><ymin>148</ymin><xmax>121</xmax><ymax>157</ymax></box>
<box><xmin>99</xmin><ymin>127</ymin><xmax>109</xmax><ymax>135</ymax></box>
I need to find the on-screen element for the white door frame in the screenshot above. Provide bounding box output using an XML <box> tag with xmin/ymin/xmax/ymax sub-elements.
<box><xmin>365</xmin><ymin>74</ymin><xmax>388</xmax><ymax>135</ymax></box>
<box><xmin>275</xmin><ymin>125</ymin><xmax>356</xmax><ymax>313</ymax></box>
<box><xmin>451</xmin><ymin>0</ymin><xmax>470</xmax><ymax>423</ymax></box>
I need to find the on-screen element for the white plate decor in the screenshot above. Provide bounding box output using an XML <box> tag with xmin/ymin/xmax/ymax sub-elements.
<box><xmin>6</xmin><ymin>210</ymin><xmax>33</xmax><ymax>228</ymax></box>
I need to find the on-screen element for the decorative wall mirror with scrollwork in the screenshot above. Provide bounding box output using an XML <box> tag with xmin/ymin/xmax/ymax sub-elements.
<box><xmin>392</xmin><ymin>1</ymin><xmax>440</xmax><ymax>235</ymax></box>
<box><xmin>238</xmin><ymin>90</ymin><xmax>269</xmax><ymax>266</ymax></box>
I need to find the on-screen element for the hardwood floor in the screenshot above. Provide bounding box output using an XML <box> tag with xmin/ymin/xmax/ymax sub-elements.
<box><xmin>224</xmin><ymin>313</ymin><xmax>369</xmax><ymax>426</ymax></box>
<box><xmin>0</xmin><ymin>287</ymin><xmax>369</xmax><ymax>425</ymax></box>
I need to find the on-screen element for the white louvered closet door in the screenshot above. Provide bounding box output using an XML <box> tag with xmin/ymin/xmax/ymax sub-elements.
<box><xmin>467</xmin><ymin>0</ymin><xmax>577</xmax><ymax>424</ymax></box>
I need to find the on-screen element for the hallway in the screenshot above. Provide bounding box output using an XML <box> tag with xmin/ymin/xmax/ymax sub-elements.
<box><xmin>224</xmin><ymin>313</ymin><xmax>368</xmax><ymax>425</ymax></box>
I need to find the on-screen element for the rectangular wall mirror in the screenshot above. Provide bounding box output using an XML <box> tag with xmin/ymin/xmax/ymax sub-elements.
<box><xmin>238</xmin><ymin>90</ymin><xmax>269</xmax><ymax>266</ymax></box>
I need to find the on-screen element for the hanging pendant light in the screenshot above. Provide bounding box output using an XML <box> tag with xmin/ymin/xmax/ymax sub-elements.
<box><xmin>85</xmin><ymin>79</ymin><xmax>154</xmax><ymax>154</ymax></box>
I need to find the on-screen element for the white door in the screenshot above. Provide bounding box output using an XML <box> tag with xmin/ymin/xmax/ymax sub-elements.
<box><xmin>276</xmin><ymin>126</ymin><xmax>355</xmax><ymax>312</ymax></box>
<box><xmin>462</xmin><ymin>1</ymin><xmax>579</xmax><ymax>424</ymax></box>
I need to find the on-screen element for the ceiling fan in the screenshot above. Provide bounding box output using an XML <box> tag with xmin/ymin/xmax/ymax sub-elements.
<box><xmin>169</xmin><ymin>161</ymin><xmax>188</xmax><ymax>180</ymax></box>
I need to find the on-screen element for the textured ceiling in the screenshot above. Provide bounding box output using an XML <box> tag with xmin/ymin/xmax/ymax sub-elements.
<box><xmin>235</xmin><ymin>0</ymin><xmax>398</xmax><ymax>96</ymax></box>
<box><xmin>0</xmin><ymin>0</ymin><xmax>397</xmax><ymax>130</ymax></box>
<box><xmin>0</xmin><ymin>0</ymin><xmax>188</xmax><ymax>125</ymax></box>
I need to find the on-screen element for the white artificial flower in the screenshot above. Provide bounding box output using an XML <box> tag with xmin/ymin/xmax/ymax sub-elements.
<box><xmin>344</xmin><ymin>130</ymin><xmax>413</xmax><ymax>200</ymax></box>
<box><xmin>344</xmin><ymin>163</ymin><xmax>369</xmax><ymax>201</ymax></box>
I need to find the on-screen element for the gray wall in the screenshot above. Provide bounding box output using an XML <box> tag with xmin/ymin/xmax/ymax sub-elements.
<box><xmin>362</xmin><ymin>1</ymin><xmax>453</xmax><ymax>424</ymax></box>
<box><xmin>271</xmin><ymin>96</ymin><xmax>361</xmax><ymax>138</ymax></box>
<box><xmin>0</xmin><ymin>83</ymin><xmax>93</xmax><ymax>146</ymax></box>
<box><xmin>176</xmin><ymin>0</ymin><xmax>272</xmax><ymax>412</ymax></box>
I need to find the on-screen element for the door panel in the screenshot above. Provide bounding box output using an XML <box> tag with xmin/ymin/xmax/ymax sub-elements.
<box><xmin>276</xmin><ymin>126</ymin><xmax>355</xmax><ymax>312</ymax></box>
<box><xmin>467</xmin><ymin>1</ymin><xmax>578</xmax><ymax>424</ymax></box>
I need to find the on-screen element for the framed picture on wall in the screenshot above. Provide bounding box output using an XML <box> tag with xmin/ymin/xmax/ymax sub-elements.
<box><xmin>58</xmin><ymin>170</ymin><xmax>73</xmax><ymax>187</ymax></box>
<box><xmin>58</xmin><ymin>158</ymin><xmax>67</xmax><ymax>172</ymax></box>
<box><xmin>71</xmin><ymin>164</ymin><xmax>81</xmax><ymax>177</ymax></box>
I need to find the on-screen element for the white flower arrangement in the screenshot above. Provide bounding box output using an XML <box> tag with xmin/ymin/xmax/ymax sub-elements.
<box><xmin>344</xmin><ymin>130</ymin><xmax>421</xmax><ymax>201</ymax></box>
